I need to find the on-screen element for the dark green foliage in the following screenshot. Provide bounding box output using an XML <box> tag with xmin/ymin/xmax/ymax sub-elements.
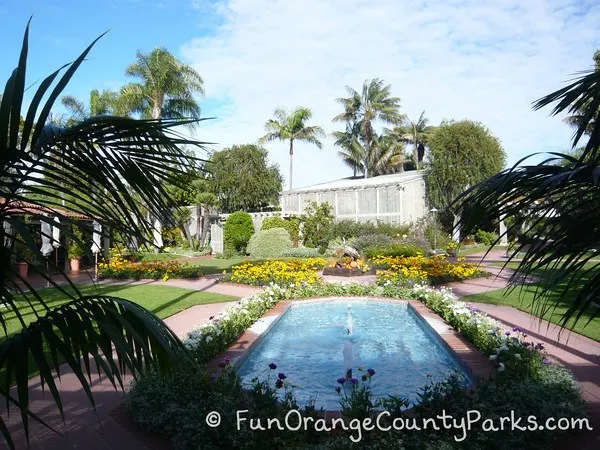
<box><xmin>301</xmin><ymin>201</ymin><xmax>334</xmax><ymax>250</ymax></box>
<box><xmin>67</xmin><ymin>225</ymin><xmax>85</xmax><ymax>259</ymax></box>
<box><xmin>364</xmin><ymin>243</ymin><xmax>425</xmax><ymax>259</ymax></box>
<box><xmin>475</xmin><ymin>229</ymin><xmax>499</xmax><ymax>246</ymax></box>
<box><xmin>281</xmin><ymin>247</ymin><xmax>321</xmax><ymax>258</ymax></box>
<box><xmin>206</xmin><ymin>144</ymin><xmax>283</xmax><ymax>213</ymax></box>
<box><xmin>261</xmin><ymin>215</ymin><xmax>300</xmax><ymax>244</ymax></box>
<box><xmin>223</xmin><ymin>211</ymin><xmax>254</xmax><ymax>254</ymax></box>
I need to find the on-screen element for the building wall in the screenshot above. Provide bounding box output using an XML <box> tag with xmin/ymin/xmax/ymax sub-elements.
<box><xmin>279</xmin><ymin>176</ymin><xmax>428</xmax><ymax>224</ymax></box>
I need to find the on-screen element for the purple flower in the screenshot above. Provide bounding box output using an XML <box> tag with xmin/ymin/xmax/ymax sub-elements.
<box><xmin>337</xmin><ymin>377</ymin><xmax>346</xmax><ymax>385</ymax></box>
<box><xmin>512</xmin><ymin>326</ymin><xmax>522</xmax><ymax>332</ymax></box>
<box><xmin>278</xmin><ymin>372</ymin><xmax>287</xmax><ymax>380</ymax></box>
<box><xmin>522</xmin><ymin>342</ymin><xmax>531</xmax><ymax>347</ymax></box>
<box><xmin>367</xmin><ymin>368</ymin><xmax>376</xmax><ymax>376</ymax></box>
<box><xmin>350</xmin><ymin>378</ymin><xmax>359</xmax><ymax>385</ymax></box>
<box><xmin>218</xmin><ymin>362</ymin><xmax>227</xmax><ymax>368</ymax></box>
<box><xmin>361</xmin><ymin>375</ymin><xmax>367</xmax><ymax>382</ymax></box>
<box><xmin>535</xmin><ymin>343</ymin><xmax>545</xmax><ymax>351</ymax></box>
<box><xmin>505</xmin><ymin>331</ymin><xmax>511</xmax><ymax>336</ymax></box>
<box><xmin>269</xmin><ymin>362</ymin><xmax>277</xmax><ymax>370</ymax></box>
<box><xmin>542</xmin><ymin>358</ymin><xmax>550</xmax><ymax>365</ymax></box>
<box><xmin>335</xmin><ymin>387</ymin><xmax>341</xmax><ymax>394</ymax></box>
<box><xmin>209</xmin><ymin>316</ymin><xmax>215</xmax><ymax>320</ymax></box>
<box><xmin>209</xmin><ymin>372</ymin><xmax>217</xmax><ymax>382</ymax></box>
<box><xmin>468</xmin><ymin>305</ymin><xmax>479</xmax><ymax>312</ymax></box>
<box><xmin>275</xmin><ymin>379</ymin><xmax>284</xmax><ymax>389</ymax></box>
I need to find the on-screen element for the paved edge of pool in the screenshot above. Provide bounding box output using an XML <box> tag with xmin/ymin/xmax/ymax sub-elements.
<box><xmin>207</xmin><ymin>297</ymin><xmax>496</xmax><ymax>386</ymax></box>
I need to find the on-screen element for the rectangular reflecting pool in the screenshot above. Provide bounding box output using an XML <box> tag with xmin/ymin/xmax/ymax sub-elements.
<box><xmin>236</xmin><ymin>298</ymin><xmax>474</xmax><ymax>410</ymax></box>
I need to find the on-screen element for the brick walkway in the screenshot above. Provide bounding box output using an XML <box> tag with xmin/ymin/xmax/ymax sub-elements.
<box><xmin>4</xmin><ymin>252</ymin><xmax>600</xmax><ymax>448</ymax></box>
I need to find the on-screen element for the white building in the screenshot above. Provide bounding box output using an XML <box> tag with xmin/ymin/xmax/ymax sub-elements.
<box><xmin>279</xmin><ymin>172</ymin><xmax>428</xmax><ymax>224</ymax></box>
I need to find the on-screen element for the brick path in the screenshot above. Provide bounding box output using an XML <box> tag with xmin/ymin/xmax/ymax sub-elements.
<box><xmin>3</xmin><ymin>252</ymin><xmax>600</xmax><ymax>449</ymax></box>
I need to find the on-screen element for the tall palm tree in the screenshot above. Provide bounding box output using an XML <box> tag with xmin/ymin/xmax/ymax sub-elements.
<box><xmin>455</xmin><ymin>56</ymin><xmax>600</xmax><ymax>330</ymax></box>
<box><xmin>259</xmin><ymin>107</ymin><xmax>325</xmax><ymax>190</ymax></box>
<box><xmin>0</xmin><ymin>22</ymin><xmax>208</xmax><ymax>448</ymax></box>
<box><xmin>333</xmin><ymin>78</ymin><xmax>404</xmax><ymax>177</ymax></box>
<box><xmin>563</xmin><ymin>50</ymin><xmax>599</xmax><ymax>136</ymax></box>
<box><xmin>120</xmin><ymin>47</ymin><xmax>204</xmax><ymax>124</ymax></box>
<box><xmin>399</xmin><ymin>111</ymin><xmax>434</xmax><ymax>170</ymax></box>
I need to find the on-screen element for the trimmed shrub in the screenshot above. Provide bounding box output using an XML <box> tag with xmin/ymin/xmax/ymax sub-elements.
<box><xmin>329</xmin><ymin>219</ymin><xmax>411</xmax><ymax>240</ymax></box>
<box><xmin>223</xmin><ymin>211</ymin><xmax>254</xmax><ymax>254</ymax></box>
<box><xmin>301</xmin><ymin>201</ymin><xmax>334</xmax><ymax>250</ymax></box>
<box><xmin>261</xmin><ymin>215</ymin><xmax>300</xmax><ymax>244</ymax></box>
<box><xmin>364</xmin><ymin>243</ymin><xmax>425</xmax><ymax>259</ymax></box>
<box><xmin>476</xmin><ymin>229</ymin><xmax>499</xmax><ymax>246</ymax></box>
<box><xmin>281</xmin><ymin>247</ymin><xmax>321</xmax><ymax>258</ymax></box>
<box><xmin>352</xmin><ymin>234</ymin><xmax>394</xmax><ymax>252</ymax></box>
<box><xmin>247</xmin><ymin>228</ymin><xmax>293</xmax><ymax>259</ymax></box>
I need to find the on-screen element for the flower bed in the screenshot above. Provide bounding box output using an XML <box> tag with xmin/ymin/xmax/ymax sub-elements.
<box><xmin>98</xmin><ymin>253</ymin><xmax>203</xmax><ymax>280</ymax></box>
<box><xmin>226</xmin><ymin>258</ymin><xmax>328</xmax><ymax>286</ymax></box>
<box><xmin>371</xmin><ymin>254</ymin><xmax>487</xmax><ymax>284</ymax></box>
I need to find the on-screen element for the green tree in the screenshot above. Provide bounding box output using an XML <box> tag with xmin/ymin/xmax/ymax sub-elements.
<box><xmin>425</xmin><ymin>120</ymin><xmax>506</xmax><ymax>237</ymax></box>
<box><xmin>333</xmin><ymin>78</ymin><xmax>404</xmax><ymax>177</ymax></box>
<box><xmin>259</xmin><ymin>107</ymin><xmax>325</xmax><ymax>190</ymax></box>
<box><xmin>301</xmin><ymin>201</ymin><xmax>334</xmax><ymax>250</ymax></box>
<box><xmin>0</xmin><ymin>22</ymin><xmax>203</xmax><ymax>447</ymax></box>
<box><xmin>206</xmin><ymin>144</ymin><xmax>283</xmax><ymax>213</ymax></box>
<box><xmin>223</xmin><ymin>211</ymin><xmax>254</xmax><ymax>254</ymax></box>
<box><xmin>120</xmin><ymin>47</ymin><xmax>204</xmax><ymax>124</ymax></box>
<box><xmin>455</xmin><ymin>51</ymin><xmax>600</xmax><ymax>329</ymax></box>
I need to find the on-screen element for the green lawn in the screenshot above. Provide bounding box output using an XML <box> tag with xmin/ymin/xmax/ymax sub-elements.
<box><xmin>459</xmin><ymin>244</ymin><xmax>502</xmax><ymax>256</ymax></box>
<box><xmin>463</xmin><ymin>263</ymin><xmax>600</xmax><ymax>342</ymax></box>
<box><xmin>1</xmin><ymin>284</ymin><xmax>237</xmax><ymax>378</ymax></box>
<box><xmin>188</xmin><ymin>256</ymin><xmax>247</xmax><ymax>274</ymax></box>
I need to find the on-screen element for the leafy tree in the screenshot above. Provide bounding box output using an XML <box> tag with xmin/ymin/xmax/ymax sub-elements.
<box><xmin>333</xmin><ymin>78</ymin><xmax>404</xmax><ymax>177</ymax></box>
<box><xmin>301</xmin><ymin>201</ymin><xmax>334</xmax><ymax>251</ymax></box>
<box><xmin>206</xmin><ymin>144</ymin><xmax>283</xmax><ymax>213</ymax></box>
<box><xmin>0</xmin><ymin>22</ymin><xmax>205</xmax><ymax>448</ymax></box>
<box><xmin>455</xmin><ymin>52</ymin><xmax>600</xmax><ymax>329</ymax></box>
<box><xmin>120</xmin><ymin>47</ymin><xmax>204</xmax><ymax>124</ymax></box>
<box><xmin>259</xmin><ymin>107</ymin><xmax>325</xmax><ymax>190</ymax></box>
<box><xmin>425</xmin><ymin>120</ymin><xmax>506</xmax><ymax>229</ymax></box>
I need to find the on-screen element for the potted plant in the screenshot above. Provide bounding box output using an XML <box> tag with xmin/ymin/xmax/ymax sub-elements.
<box><xmin>68</xmin><ymin>226</ymin><xmax>85</xmax><ymax>272</ymax></box>
<box><xmin>14</xmin><ymin>239</ymin><xmax>34</xmax><ymax>279</ymax></box>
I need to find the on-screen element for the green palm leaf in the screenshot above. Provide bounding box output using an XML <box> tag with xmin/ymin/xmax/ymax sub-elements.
<box><xmin>1</xmin><ymin>20</ymin><xmax>208</xmax><ymax>448</ymax></box>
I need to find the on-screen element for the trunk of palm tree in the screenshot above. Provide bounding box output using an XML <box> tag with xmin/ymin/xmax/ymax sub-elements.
<box><xmin>289</xmin><ymin>139</ymin><xmax>294</xmax><ymax>190</ymax></box>
<box><xmin>413</xmin><ymin>124</ymin><xmax>418</xmax><ymax>171</ymax></box>
<box><xmin>200</xmin><ymin>204</ymin><xmax>211</xmax><ymax>248</ymax></box>
<box><xmin>195</xmin><ymin>204</ymin><xmax>202</xmax><ymax>241</ymax></box>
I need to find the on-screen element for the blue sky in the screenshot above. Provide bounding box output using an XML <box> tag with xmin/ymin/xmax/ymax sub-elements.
<box><xmin>2</xmin><ymin>0</ymin><xmax>600</xmax><ymax>189</ymax></box>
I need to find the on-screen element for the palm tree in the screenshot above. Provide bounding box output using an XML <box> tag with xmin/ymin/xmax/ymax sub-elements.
<box><xmin>455</xmin><ymin>57</ymin><xmax>600</xmax><ymax>330</ymax></box>
<box><xmin>120</xmin><ymin>47</ymin><xmax>204</xmax><ymax>124</ymax></box>
<box><xmin>61</xmin><ymin>89</ymin><xmax>132</xmax><ymax>125</ymax></box>
<box><xmin>399</xmin><ymin>111</ymin><xmax>434</xmax><ymax>170</ymax></box>
<box><xmin>0</xmin><ymin>22</ymin><xmax>208</xmax><ymax>448</ymax></box>
<box><xmin>563</xmin><ymin>50</ymin><xmax>599</xmax><ymax>136</ymax></box>
<box><xmin>333</xmin><ymin>78</ymin><xmax>404</xmax><ymax>177</ymax></box>
<box><xmin>259</xmin><ymin>107</ymin><xmax>325</xmax><ymax>190</ymax></box>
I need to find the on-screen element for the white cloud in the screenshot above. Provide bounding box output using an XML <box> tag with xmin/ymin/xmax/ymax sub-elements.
<box><xmin>182</xmin><ymin>0</ymin><xmax>600</xmax><ymax>189</ymax></box>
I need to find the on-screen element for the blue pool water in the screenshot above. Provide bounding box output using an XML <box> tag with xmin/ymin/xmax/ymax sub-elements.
<box><xmin>236</xmin><ymin>299</ymin><xmax>473</xmax><ymax>409</ymax></box>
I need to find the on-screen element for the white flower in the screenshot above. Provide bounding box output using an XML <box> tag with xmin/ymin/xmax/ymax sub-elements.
<box><xmin>498</xmin><ymin>363</ymin><xmax>506</xmax><ymax>372</ymax></box>
<box><xmin>489</xmin><ymin>355</ymin><xmax>497</xmax><ymax>360</ymax></box>
<box><xmin>514</xmin><ymin>353</ymin><xmax>521</xmax><ymax>360</ymax></box>
<box><xmin>205</xmin><ymin>335</ymin><xmax>213</xmax><ymax>343</ymax></box>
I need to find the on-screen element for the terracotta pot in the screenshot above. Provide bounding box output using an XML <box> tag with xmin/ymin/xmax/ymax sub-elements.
<box><xmin>70</xmin><ymin>258</ymin><xmax>80</xmax><ymax>272</ymax></box>
<box><xmin>17</xmin><ymin>262</ymin><xmax>28</xmax><ymax>279</ymax></box>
